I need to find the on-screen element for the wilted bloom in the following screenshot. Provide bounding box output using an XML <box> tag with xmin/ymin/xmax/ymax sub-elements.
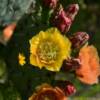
<box><xmin>18</xmin><ymin>53</ymin><xmax>26</xmax><ymax>66</ymax></box>
<box><xmin>0</xmin><ymin>23</ymin><xmax>16</xmax><ymax>45</ymax></box>
<box><xmin>76</xmin><ymin>45</ymin><xmax>100</xmax><ymax>85</ymax></box>
<box><xmin>28</xmin><ymin>84</ymin><xmax>67</xmax><ymax>100</ymax></box>
<box><xmin>65</xmin><ymin>4</ymin><xmax>79</xmax><ymax>21</ymax></box>
<box><xmin>43</xmin><ymin>0</ymin><xmax>58</xmax><ymax>9</ymax></box>
<box><xmin>29</xmin><ymin>28</ymin><xmax>71</xmax><ymax>71</ymax></box>
<box><xmin>69</xmin><ymin>32</ymin><xmax>89</xmax><ymax>48</ymax></box>
<box><xmin>50</xmin><ymin>5</ymin><xmax>72</xmax><ymax>33</ymax></box>
<box><xmin>62</xmin><ymin>58</ymin><xmax>81</xmax><ymax>71</ymax></box>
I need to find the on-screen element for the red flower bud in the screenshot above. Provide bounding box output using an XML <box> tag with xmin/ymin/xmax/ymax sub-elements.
<box><xmin>69</xmin><ymin>32</ymin><xmax>89</xmax><ymax>48</ymax></box>
<box><xmin>43</xmin><ymin>0</ymin><xmax>58</xmax><ymax>9</ymax></box>
<box><xmin>56</xmin><ymin>81</ymin><xmax>76</xmax><ymax>96</ymax></box>
<box><xmin>50</xmin><ymin>5</ymin><xmax>72</xmax><ymax>33</ymax></box>
<box><xmin>64</xmin><ymin>83</ymin><xmax>76</xmax><ymax>96</ymax></box>
<box><xmin>50</xmin><ymin>4</ymin><xmax>79</xmax><ymax>33</ymax></box>
<box><xmin>66</xmin><ymin>4</ymin><xmax>79</xmax><ymax>21</ymax></box>
<box><xmin>62</xmin><ymin>58</ymin><xmax>81</xmax><ymax>71</ymax></box>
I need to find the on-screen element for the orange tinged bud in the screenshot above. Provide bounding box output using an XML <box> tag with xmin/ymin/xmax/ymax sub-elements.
<box><xmin>3</xmin><ymin>23</ymin><xmax>16</xmax><ymax>41</ymax></box>
<box><xmin>0</xmin><ymin>23</ymin><xmax>16</xmax><ymax>45</ymax></box>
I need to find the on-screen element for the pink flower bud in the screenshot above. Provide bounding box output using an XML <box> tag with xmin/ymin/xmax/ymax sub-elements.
<box><xmin>64</xmin><ymin>83</ymin><xmax>76</xmax><ymax>96</ymax></box>
<box><xmin>50</xmin><ymin>4</ymin><xmax>79</xmax><ymax>33</ymax></box>
<box><xmin>56</xmin><ymin>81</ymin><xmax>76</xmax><ymax>96</ymax></box>
<box><xmin>69</xmin><ymin>32</ymin><xmax>89</xmax><ymax>48</ymax></box>
<box><xmin>62</xmin><ymin>58</ymin><xmax>81</xmax><ymax>71</ymax></box>
<box><xmin>66</xmin><ymin>4</ymin><xmax>79</xmax><ymax>21</ymax></box>
<box><xmin>50</xmin><ymin>5</ymin><xmax>72</xmax><ymax>33</ymax></box>
<box><xmin>43</xmin><ymin>0</ymin><xmax>58</xmax><ymax>9</ymax></box>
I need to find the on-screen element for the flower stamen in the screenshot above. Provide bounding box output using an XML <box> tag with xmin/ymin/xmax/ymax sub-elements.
<box><xmin>37</xmin><ymin>40</ymin><xmax>59</xmax><ymax>64</ymax></box>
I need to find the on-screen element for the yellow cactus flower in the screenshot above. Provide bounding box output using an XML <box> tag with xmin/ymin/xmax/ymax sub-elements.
<box><xmin>29</xmin><ymin>28</ymin><xmax>71</xmax><ymax>71</ymax></box>
<box><xmin>18</xmin><ymin>53</ymin><xmax>26</xmax><ymax>66</ymax></box>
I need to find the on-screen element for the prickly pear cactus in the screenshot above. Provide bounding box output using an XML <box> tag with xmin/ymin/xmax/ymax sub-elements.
<box><xmin>0</xmin><ymin>0</ymin><xmax>36</xmax><ymax>26</ymax></box>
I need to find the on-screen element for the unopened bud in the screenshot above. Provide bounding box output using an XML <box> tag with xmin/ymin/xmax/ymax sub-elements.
<box><xmin>62</xmin><ymin>58</ymin><xmax>81</xmax><ymax>71</ymax></box>
<box><xmin>43</xmin><ymin>0</ymin><xmax>58</xmax><ymax>9</ymax></box>
<box><xmin>56</xmin><ymin>81</ymin><xmax>76</xmax><ymax>96</ymax></box>
<box><xmin>50</xmin><ymin>5</ymin><xmax>72</xmax><ymax>33</ymax></box>
<box><xmin>64</xmin><ymin>83</ymin><xmax>76</xmax><ymax>96</ymax></box>
<box><xmin>66</xmin><ymin>4</ymin><xmax>79</xmax><ymax>21</ymax></box>
<box><xmin>69</xmin><ymin>32</ymin><xmax>89</xmax><ymax>49</ymax></box>
<box><xmin>0</xmin><ymin>23</ymin><xmax>16</xmax><ymax>45</ymax></box>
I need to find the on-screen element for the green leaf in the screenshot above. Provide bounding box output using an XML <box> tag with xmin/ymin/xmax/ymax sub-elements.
<box><xmin>0</xmin><ymin>59</ymin><xmax>6</xmax><ymax>78</ymax></box>
<box><xmin>0</xmin><ymin>91</ymin><xmax>3</xmax><ymax>100</ymax></box>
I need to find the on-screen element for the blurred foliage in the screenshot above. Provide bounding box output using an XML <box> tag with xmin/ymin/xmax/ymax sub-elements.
<box><xmin>0</xmin><ymin>83</ymin><xmax>21</xmax><ymax>100</ymax></box>
<box><xmin>0</xmin><ymin>0</ymin><xmax>100</xmax><ymax>100</ymax></box>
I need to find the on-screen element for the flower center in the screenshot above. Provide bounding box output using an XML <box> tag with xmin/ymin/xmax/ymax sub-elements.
<box><xmin>37</xmin><ymin>40</ymin><xmax>60</xmax><ymax>64</ymax></box>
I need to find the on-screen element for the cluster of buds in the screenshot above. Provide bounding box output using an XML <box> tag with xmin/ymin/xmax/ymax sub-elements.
<box><xmin>69</xmin><ymin>32</ymin><xmax>89</xmax><ymax>49</ymax></box>
<box><xmin>62</xmin><ymin>58</ymin><xmax>81</xmax><ymax>71</ymax></box>
<box><xmin>50</xmin><ymin>4</ymin><xmax>79</xmax><ymax>33</ymax></box>
<box><xmin>43</xmin><ymin>0</ymin><xmax>58</xmax><ymax>9</ymax></box>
